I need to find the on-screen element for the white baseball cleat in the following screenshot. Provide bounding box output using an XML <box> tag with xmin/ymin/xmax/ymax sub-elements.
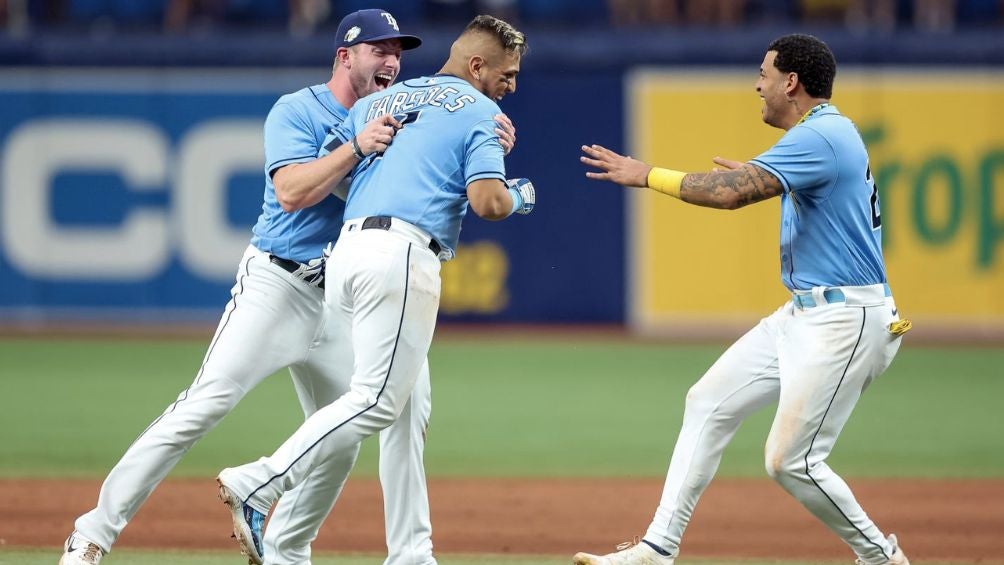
<box><xmin>573</xmin><ymin>538</ymin><xmax>675</xmax><ymax>565</ymax></box>
<box><xmin>857</xmin><ymin>534</ymin><xmax>910</xmax><ymax>565</ymax></box>
<box><xmin>217</xmin><ymin>472</ymin><xmax>266</xmax><ymax>565</ymax></box>
<box><xmin>58</xmin><ymin>531</ymin><xmax>105</xmax><ymax>565</ymax></box>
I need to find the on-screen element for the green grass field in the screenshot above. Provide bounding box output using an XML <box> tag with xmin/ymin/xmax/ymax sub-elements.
<box><xmin>2</xmin><ymin>336</ymin><xmax>1001</xmax><ymax>564</ymax></box>
<box><xmin>2</xmin><ymin>337</ymin><xmax>1003</xmax><ymax>479</ymax></box>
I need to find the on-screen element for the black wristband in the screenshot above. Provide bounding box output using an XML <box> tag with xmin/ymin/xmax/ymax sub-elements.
<box><xmin>351</xmin><ymin>137</ymin><xmax>366</xmax><ymax>160</ymax></box>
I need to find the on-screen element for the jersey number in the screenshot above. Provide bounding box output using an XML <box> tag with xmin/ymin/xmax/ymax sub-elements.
<box><xmin>867</xmin><ymin>165</ymin><xmax>881</xmax><ymax>229</ymax></box>
<box><xmin>361</xmin><ymin>110</ymin><xmax>422</xmax><ymax>172</ymax></box>
<box><xmin>393</xmin><ymin>110</ymin><xmax>422</xmax><ymax>125</ymax></box>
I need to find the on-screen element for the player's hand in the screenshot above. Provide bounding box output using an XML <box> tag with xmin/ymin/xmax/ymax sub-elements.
<box><xmin>711</xmin><ymin>156</ymin><xmax>744</xmax><ymax>172</ymax></box>
<box><xmin>506</xmin><ymin>177</ymin><xmax>535</xmax><ymax>215</ymax></box>
<box><xmin>495</xmin><ymin>113</ymin><xmax>516</xmax><ymax>155</ymax></box>
<box><xmin>356</xmin><ymin>114</ymin><xmax>403</xmax><ymax>156</ymax></box>
<box><xmin>580</xmin><ymin>144</ymin><xmax>651</xmax><ymax>187</ymax></box>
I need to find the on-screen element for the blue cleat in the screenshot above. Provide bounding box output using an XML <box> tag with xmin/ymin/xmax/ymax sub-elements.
<box><xmin>217</xmin><ymin>474</ymin><xmax>265</xmax><ymax>565</ymax></box>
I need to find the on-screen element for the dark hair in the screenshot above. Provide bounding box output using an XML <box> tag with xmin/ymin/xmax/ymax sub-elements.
<box><xmin>465</xmin><ymin>14</ymin><xmax>528</xmax><ymax>56</ymax></box>
<box><xmin>767</xmin><ymin>34</ymin><xmax>835</xmax><ymax>99</ymax></box>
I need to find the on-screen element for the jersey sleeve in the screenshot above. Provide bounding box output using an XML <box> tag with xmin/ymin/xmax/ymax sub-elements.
<box><xmin>749</xmin><ymin>125</ymin><xmax>835</xmax><ymax>193</ymax></box>
<box><xmin>317</xmin><ymin>108</ymin><xmax>359</xmax><ymax>158</ymax></box>
<box><xmin>464</xmin><ymin>117</ymin><xmax>506</xmax><ymax>185</ymax></box>
<box><xmin>264</xmin><ymin>100</ymin><xmax>320</xmax><ymax>176</ymax></box>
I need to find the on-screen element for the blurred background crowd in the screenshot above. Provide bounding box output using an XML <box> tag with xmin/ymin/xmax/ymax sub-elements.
<box><xmin>1</xmin><ymin>0</ymin><xmax>1001</xmax><ymax>37</ymax></box>
<box><xmin>0</xmin><ymin>0</ymin><xmax>1000</xmax><ymax>334</ymax></box>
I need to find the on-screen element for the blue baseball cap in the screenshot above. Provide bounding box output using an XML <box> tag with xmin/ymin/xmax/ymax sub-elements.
<box><xmin>335</xmin><ymin>9</ymin><xmax>422</xmax><ymax>51</ymax></box>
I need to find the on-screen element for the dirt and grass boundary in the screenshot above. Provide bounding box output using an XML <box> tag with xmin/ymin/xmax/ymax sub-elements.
<box><xmin>4</xmin><ymin>477</ymin><xmax>1001</xmax><ymax>562</ymax></box>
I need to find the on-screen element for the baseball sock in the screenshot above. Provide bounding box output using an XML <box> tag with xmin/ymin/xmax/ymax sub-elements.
<box><xmin>642</xmin><ymin>540</ymin><xmax>672</xmax><ymax>556</ymax></box>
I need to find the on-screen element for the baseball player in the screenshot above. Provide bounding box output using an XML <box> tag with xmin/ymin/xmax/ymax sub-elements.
<box><xmin>213</xmin><ymin>15</ymin><xmax>534</xmax><ymax>564</ymax></box>
<box><xmin>576</xmin><ymin>34</ymin><xmax>911</xmax><ymax>565</ymax></box>
<box><xmin>60</xmin><ymin>10</ymin><xmax>516</xmax><ymax>565</ymax></box>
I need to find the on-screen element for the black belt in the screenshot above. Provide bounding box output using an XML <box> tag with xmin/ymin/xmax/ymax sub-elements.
<box><xmin>269</xmin><ymin>255</ymin><xmax>325</xmax><ymax>289</ymax></box>
<box><xmin>361</xmin><ymin>215</ymin><xmax>442</xmax><ymax>255</ymax></box>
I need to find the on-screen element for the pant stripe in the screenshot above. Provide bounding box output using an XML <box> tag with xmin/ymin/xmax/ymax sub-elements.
<box><xmin>803</xmin><ymin>307</ymin><xmax>888</xmax><ymax>560</ymax></box>
<box><xmin>245</xmin><ymin>243</ymin><xmax>413</xmax><ymax>504</ymax></box>
<box><xmin>125</xmin><ymin>253</ymin><xmax>255</xmax><ymax>449</ymax></box>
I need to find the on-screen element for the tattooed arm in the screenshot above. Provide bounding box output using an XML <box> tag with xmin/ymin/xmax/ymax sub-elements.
<box><xmin>681</xmin><ymin>162</ymin><xmax>784</xmax><ymax>209</ymax></box>
<box><xmin>579</xmin><ymin>144</ymin><xmax>783</xmax><ymax>210</ymax></box>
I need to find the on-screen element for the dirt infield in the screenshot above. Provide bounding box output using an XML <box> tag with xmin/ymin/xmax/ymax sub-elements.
<box><xmin>3</xmin><ymin>478</ymin><xmax>1002</xmax><ymax>561</ymax></box>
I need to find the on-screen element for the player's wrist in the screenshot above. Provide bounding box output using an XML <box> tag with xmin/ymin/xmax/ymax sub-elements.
<box><xmin>507</xmin><ymin>186</ymin><xmax>523</xmax><ymax>216</ymax></box>
<box><xmin>351</xmin><ymin>136</ymin><xmax>366</xmax><ymax>160</ymax></box>
<box><xmin>647</xmin><ymin>167</ymin><xmax>686</xmax><ymax>199</ymax></box>
<box><xmin>506</xmin><ymin>178</ymin><xmax>535</xmax><ymax>216</ymax></box>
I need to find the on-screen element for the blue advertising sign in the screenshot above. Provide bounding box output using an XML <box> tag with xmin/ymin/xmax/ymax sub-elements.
<box><xmin>0</xmin><ymin>69</ymin><xmax>625</xmax><ymax>324</ymax></box>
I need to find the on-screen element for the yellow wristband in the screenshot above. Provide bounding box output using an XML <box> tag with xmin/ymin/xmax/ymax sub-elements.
<box><xmin>647</xmin><ymin>167</ymin><xmax>686</xmax><ymax>198</ymax></box>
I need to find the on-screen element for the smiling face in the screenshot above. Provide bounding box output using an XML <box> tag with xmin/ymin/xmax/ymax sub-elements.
<box><xmin>473</xmin><ymin>49</ymin><xmax>521</xmax><ymax>102</ymax></box>
<box><xmin>755</xmin><ymin>50</ymin><xmax>792</xmax><ymax>129</ymax></box>
<box><xmin>343</xmin><ymin>39</ymin><xmax>403</xmax><ymax>99</ymax></box>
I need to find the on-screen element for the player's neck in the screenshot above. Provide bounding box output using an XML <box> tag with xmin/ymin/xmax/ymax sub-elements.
<box><xmin>437</xmin><ymin>60</ymin><xmax>473</xmax><ymax>86</ymax></box>
<box><xmin>327</xmin><ymin>73</ymin><xmax>358</xmax><ymax>109</ymax></box>
<box><xmin>784</xmin><ymin>96</ymin><xmax>829</xmax><ymax>130</ymax></box>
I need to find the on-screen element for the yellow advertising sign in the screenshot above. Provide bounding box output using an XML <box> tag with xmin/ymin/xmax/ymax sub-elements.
<box><xmin>628</xmin><ymin>70</ymin><xmax>1004</xmax><ymax>336</ymax></box>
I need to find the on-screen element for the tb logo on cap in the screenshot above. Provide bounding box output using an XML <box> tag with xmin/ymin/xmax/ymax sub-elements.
<box><xmin>380</xmin><ymin>12</ymin><xmax>399</xmax><ymax>31</ymax></box>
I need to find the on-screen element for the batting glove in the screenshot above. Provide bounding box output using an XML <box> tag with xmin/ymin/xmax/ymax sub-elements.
<box><xmin>506</xmin><ymin>178</ymin><xmax>535</xmax><ymax>216</ymax></box>
<box><xmin>291</xmin><ymin>256</ymin><xmax>325</xmax><ymax>287</ymax></box>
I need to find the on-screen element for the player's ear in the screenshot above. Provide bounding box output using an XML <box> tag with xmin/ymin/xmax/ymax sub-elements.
<box><xmin>469</xmin><ymin>55</ymin><xmax>485</xmax><ymax>81</ymax></box>
<box><xmin>785</xmin><ymin>72</ymin><xmax>799</xmax><ymax>98</ymax></box>
<box><xmin>336</xmin><ymin>47</ymin><xmax>352</xmax><ymax>68</ymax></box>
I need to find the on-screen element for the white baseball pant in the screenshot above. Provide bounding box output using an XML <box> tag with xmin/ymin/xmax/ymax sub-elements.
<box><xmin>643</xmin><ymin>284</ymin><xmax>903</xmax><ymax>565</ymax></box>
<box><xmin>220</xmin><ymin>219</ymin><xmax>441</xmax><ymax>554</ymax></box>
<box><xmin>73</xmin><ymin>244</ymin><xmax>436</xmax><ymax>565</ymax></box>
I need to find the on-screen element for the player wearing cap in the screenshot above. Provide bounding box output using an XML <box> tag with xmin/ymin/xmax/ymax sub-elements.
<box><xmin>214</xmin><ymin>13</ymin><xmax>533</xmax><ymax>565</ymax></box>
<box><xmin>59</xmin><ymin>9</ymin><xmax>515</xmax><ymax>565</ymax></box>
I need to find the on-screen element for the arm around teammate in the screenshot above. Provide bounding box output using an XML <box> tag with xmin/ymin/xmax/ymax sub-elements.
<box><xmin>275</xmin><ymin>113</ymin><xmax>402</xmax><ymax>211</ymax></box>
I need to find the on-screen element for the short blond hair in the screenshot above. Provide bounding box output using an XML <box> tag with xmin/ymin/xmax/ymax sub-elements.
<box><xmin>464</xmin><ymin>15</ymin><xmax>528</xmax><ymax>56</ymax></box>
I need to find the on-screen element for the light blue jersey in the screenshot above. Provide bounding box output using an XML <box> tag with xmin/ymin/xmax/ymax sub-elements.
<box><xmin>326</xmin><ymin>75</ymin><xmax>506</xmax><ymax>255</ymax></box>
<box><xmin>250</xmin><ymin>84</ymin><xmax>348</xmax><ymax>262</ymax></box>
<box><xmin>750</xmin><ymin>104</ymin><xmax>887</xmax><ymax>291</ymax></box>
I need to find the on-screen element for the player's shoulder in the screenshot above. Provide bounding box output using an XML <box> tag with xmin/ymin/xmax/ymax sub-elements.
<box><xmin>451</xmin><ymin>79</ymin><xmax>502</xmax><ymax>115</ymax></box>
<box><xmin>473</xmin><ymin>96</ymin><xmax>502</xmax><ymax>120</ymax></box>
<box><xmin>798</xmin><ymin>109</ymin><xmax>860</xmax><ymax>148</ymax></box>
<box><xmin>785</xmin><ymin>118</ymin><xmax>834</xmax><ymax>145</ymax></box>
<box><xmin>801</xmin><ymin>105</ymin><xmax>852</xmax><ymax>132</ymax></box>
<box><xmin>273</xmin><ymin>84</ymin><xmax>345</xmax><ymax>116</ymax></box>
<box><xmin>273</xmin><ymin>85</ymin><xmax>314</xmax><ymax>108</ymax></box>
